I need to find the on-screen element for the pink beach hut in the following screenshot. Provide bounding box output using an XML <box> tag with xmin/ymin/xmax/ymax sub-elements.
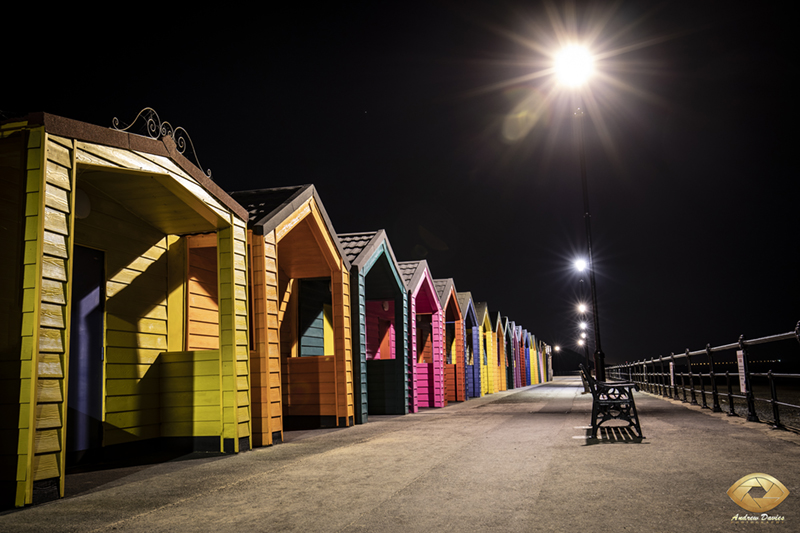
<box><xmin>397</xmin><ymin>261</ymin><xmax>444</xmax><ymax>412</ymax></box>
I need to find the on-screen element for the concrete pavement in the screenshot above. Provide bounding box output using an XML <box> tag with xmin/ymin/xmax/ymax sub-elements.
<box><xmin>2</xmin><ymin>377</ymin><xmax>798</xmax><ymax>532</ymax></box>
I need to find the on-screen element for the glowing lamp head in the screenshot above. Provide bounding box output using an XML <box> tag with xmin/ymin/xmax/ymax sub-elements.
<box><xmin>579</xmin><ymin>322</ymin><xmax>587</xmax><ymax>330</ymax></box>
<box><xmin>555</xmin><ymin>46</ymin><xmax>594</xmax><ymax>87</ymax></box>
<box><xmin>577</xmin><ymin>304</ymin><xmax>588</xmax><ymax>314</ymax></box>
<box><xmin>578</xmin><ymin>339</ymin><xmax>585</xmax><ymax>346</ymax></box>
<box><xmin>574</xmin><ymin>259</ymin><xmax>587</xmax><ymax>272</ymax></box>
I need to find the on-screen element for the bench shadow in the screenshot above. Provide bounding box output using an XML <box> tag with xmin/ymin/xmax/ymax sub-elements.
<box><xmin>583</xmin><ymin>426</ymin><xmax>647</xmax><ymax>445</ymax></box>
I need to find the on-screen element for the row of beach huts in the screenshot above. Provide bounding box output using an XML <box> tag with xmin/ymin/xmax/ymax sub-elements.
<box><xmin>0</xmin><ymin>112</ymin><xmax>552</xmax><ymax>508</ymax></box>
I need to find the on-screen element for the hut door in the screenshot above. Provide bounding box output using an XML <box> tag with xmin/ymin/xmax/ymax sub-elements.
<box><xmin>66</xmin><ymin>245</ymin><xmax>105</xmax><ymax>463</ymax></box>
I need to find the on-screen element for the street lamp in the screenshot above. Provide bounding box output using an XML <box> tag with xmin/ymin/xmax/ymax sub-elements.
<box><xmin>558</xmin><ymin>45</ymin><xmax>607</xmax><ymax>381</ymax></box>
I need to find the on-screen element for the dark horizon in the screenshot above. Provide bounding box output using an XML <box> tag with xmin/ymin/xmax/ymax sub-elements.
<box><xmin>5</xmin><ymin>1</ymin><xmax>797</xmax><ymax>365</ymax></box>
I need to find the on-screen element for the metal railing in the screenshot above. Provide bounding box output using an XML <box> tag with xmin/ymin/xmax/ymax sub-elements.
<box><xmin>606</xmin><ymin>322</ymin><xmax>800</xmax><ymax>431</ymax></box>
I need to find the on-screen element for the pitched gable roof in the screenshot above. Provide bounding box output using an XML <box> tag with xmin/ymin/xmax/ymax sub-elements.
<box><xmin>230</xmin><ymin>184</ymin><xmax>349</xmax><ymax>268</ymax></box>
<box><xmin>338</xmin><ymin>229</ymin><xmax>401</xmax><ymax>272</ymax></box>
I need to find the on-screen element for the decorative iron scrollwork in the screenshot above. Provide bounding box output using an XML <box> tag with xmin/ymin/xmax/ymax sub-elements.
<box><xmin>112</xmin><ymin>108</ymin><xmax>212</xmax><ymax>179</ymax></box>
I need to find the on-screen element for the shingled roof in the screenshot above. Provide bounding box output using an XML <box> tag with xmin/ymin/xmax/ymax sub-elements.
<box><xmin>397</xmin><ymin>260</ymin><xmax>428</xmax><ymax>292</ymax></box>
<box><xmin>338</xmin><ymin>229</ymin><xmax>402</xmax><ymax>272</ymax></box>
<box><xmin>338</xmin><ymin>231</ymin><xmax>377</xmax><ymax>264</ymax></box>
<box><xmin>456</xmin><ymin>292</ymin><xmax>478</xmax><ymax>326</ymax></box>
<box><xmin>433</xmin><ymin>278</ymin><xmax>458</xmax><ymax>312</ymax></box>
<box><xmin>230</xmin><ymin>184</ymin><xmax>349</xmax><ymax>268</ymax></box>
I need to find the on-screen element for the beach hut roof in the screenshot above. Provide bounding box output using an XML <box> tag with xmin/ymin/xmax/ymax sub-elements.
<box><xmin>4</xmin><ymin>112</ymin><xmax>249</xmax><ymax>229</ymax></box>
<box><xmin>433</xmin><ymin>278</ymin><xmax>459</xmax><ymax>311</ymax></box>
<box><xmin>338</xmin><ymin>229</ymin><xmax>401</xmax><ymax>272</ymax></box>
<box><xmin>397</xmin><ymin>260</ymin><xmax>428</xmax><ymax>292</ymax></box>
<box><xmin>230</xmin><ymin>184</ymin><xmax>349</xmax><ymax>269</ymax></box>
<box><xmin>456</xmin><ymin>292</ymin><xmax>478</xmax><ymax>326</ymax></box>
<box><xmin>397</xmin><ymin>260</ymin><xmax>440</xmax><ymax>311</ymax></box>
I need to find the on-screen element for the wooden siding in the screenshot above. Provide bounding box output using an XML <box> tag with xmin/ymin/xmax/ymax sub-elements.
<box><xmin>12</xmin><ymin>128</ymin><xmax>67</xmax><ymax>505</ymax></box>
<box><xmin>407</xmin><ymin>292</ymin><xmax>417</xmax><ymax>412</ymax></box>
<box><xmin>353</xmin><ymin>272</ymin><xmax>368</xmax><ymax>424</ymax></box>
<box><xmin>249</xmin><ymin>232</ymin><xmax>282</xmax><ymax>446</ymax></box>
<box><xmin>479</xmin><ymin>323</ymin><xmax>488</xmax><ymax>397</ymax></box>
<box><xmin>159</xmin><ymin>351</ymin><xmax>222</xmax><ymax>437</ymax></box>
<box><xmin>187</xmin><ymin>237</ymin><xmax>219</xmax><ymax>351</ymax></box>
<box><xmin>217</xmin><ymin>224</ymin><xmax>251</xmax><ymax>450</ymax></box>
<box><xmin>281</xmin><ymin>356</ymin><xmax>337</xmax><ymax>417</ymax></box>
<box><xmin>469</xmin><ymin>327</ymin><xmax>481</xmax><ymax>398</ymax></box>
<box><xmin>332</xmin><ymin>268</ymin><xmax>353</xmax><ymax>424</ymax></box>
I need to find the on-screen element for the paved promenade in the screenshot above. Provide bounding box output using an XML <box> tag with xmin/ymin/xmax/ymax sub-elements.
<box><xmin>2</xmin><ymin>377</ymin><xmax>798</xmax><ymax>532</ymax></box>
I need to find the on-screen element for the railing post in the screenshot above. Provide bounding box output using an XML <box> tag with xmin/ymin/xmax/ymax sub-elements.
<box><xmin>679</xmin><ymin>354</ymin><xmax>688</xmax><ymax>402</ymax></box>
<box><xmin>686</xmin><ymin>349</ymin><xmax>698</xmax><ymax>405</ymax></box>
<box><xmin>725</xmin><ymin>371</ymin><xmax>736</xmax><ymax>416</ymax></box>
<box><xmin>672</xmin><ymin>354</ymin><xmax>679</xmax><ymax>399</ymax></box>
<box><xmin>698</xmin><ymin>351</ymin><xmax>708</xmax><ymax>409</ymax></box>
<box><xmin>768</xmin><ymin>370</ymin><xmax>783</xmax><ymax>430</ymax></box>
<box><xmin>658</xmin><ymin>357</ymin><xmax>667</xmax><ymax>397</ymax></box>
<box><xmin>706</xmin><ymin>343</ymin><xmax>722</xmax><ymax>412</ymax></box>
<box><xmin>650</xmin><ymin>358</ymin><xmax>656</xmax><ymax>393</ymax></box>
<box><xmin>738</xmin><ymin>335</ymin><xmax>759</xmax><ymax>422</ymax></box>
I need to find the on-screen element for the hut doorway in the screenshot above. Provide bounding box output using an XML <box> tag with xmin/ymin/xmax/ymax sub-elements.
<box><xmin>66</xmin><ymin>245</ymin><xmax>105</xmax><ymax>466</ymax></box>
<box><xmin>415</xmin><ymin>314</ymin><xmax>436</xmax><ymax>407</ymax></box>
<box><xmin>361</xmin><ymin>251</ymin><xmax>406</xmax><ymax>417</ymax></box>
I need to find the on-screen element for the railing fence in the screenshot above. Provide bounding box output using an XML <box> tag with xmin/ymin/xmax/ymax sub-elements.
<box><xmin>607</xmin><ymin>322</ymin><xmax>800</xmax><ymax>431</ymax></box>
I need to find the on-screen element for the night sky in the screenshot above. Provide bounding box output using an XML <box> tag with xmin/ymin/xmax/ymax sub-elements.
<box><xmin>5</xmin><ymin>1</ymin><xmax>797</xmax><ymax>365</ymax></box>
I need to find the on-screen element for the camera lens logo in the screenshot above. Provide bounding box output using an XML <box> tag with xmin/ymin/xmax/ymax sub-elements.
<box><xmin>727</xmin><ymin>473</ymin><xmax>789</xmax><ymax>513</ymax></box>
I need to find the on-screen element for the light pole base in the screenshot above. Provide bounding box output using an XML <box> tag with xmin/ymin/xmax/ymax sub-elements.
<box><xmin>594</xmin><ymin>349</ymin><xmax>606</xmax><ymax>382</ymax></box>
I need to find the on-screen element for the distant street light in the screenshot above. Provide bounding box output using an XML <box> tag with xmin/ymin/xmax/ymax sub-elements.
<box><xmin>557</xmin><ymin>45</ymin><xmax>606</xmax><ymax>381</ymax></box>
<box><xmin>574</xmin><ymin>259</ymin><xmax>587</xmax><ymax>272</ymax></box>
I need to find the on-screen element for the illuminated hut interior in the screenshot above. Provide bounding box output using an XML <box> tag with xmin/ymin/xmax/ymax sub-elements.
<box><xmin>398</xmin><ymin>261</ymin><xmax>443</xmax><ymax>411</ymax></box>
<box><xmin>231</xmin><ymin>185</ymin><xmax>353</xmax><ymax>434</ymax></box>
<box><xmin>434</xmin><ymin>279</ymin><xmax>464</xmax><ymax>404</ymax></box>
<box><xmin>456</xmin><ymin>292</ymin><xmax>479</xmax><ymax>399</ymax></box>
<box><xmin>1</xmin><ymin>113</ymin><xmax>251</xmax><ymax>507</ymax></box>
<box><xmin>474</xmin><ymin>302</ymin><xmax>491</xmax><ymax>396</ymax></box>
<box><xmin>339</xmin><ymin>230</ymin><xmax>408</xmax><ymax>423</ymax></box>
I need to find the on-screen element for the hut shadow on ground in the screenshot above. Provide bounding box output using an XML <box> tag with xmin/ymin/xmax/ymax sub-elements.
<box><xmin>64</xmin><ymin>450</ymin><xmax>227</xmax><ymax>498</ymax></box>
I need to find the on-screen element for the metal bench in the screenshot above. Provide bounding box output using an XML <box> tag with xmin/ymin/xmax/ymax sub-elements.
<box><xmin>579</xmin><ymin>364</ymin><xmax>644</xmax><ymax>439</ymax></box>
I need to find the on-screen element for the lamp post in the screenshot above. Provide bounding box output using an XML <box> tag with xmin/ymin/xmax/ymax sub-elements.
<box><xmin>557</xmin><ymin>46</ymin><xmax>606</xmax><ymax>381</ymax></box>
